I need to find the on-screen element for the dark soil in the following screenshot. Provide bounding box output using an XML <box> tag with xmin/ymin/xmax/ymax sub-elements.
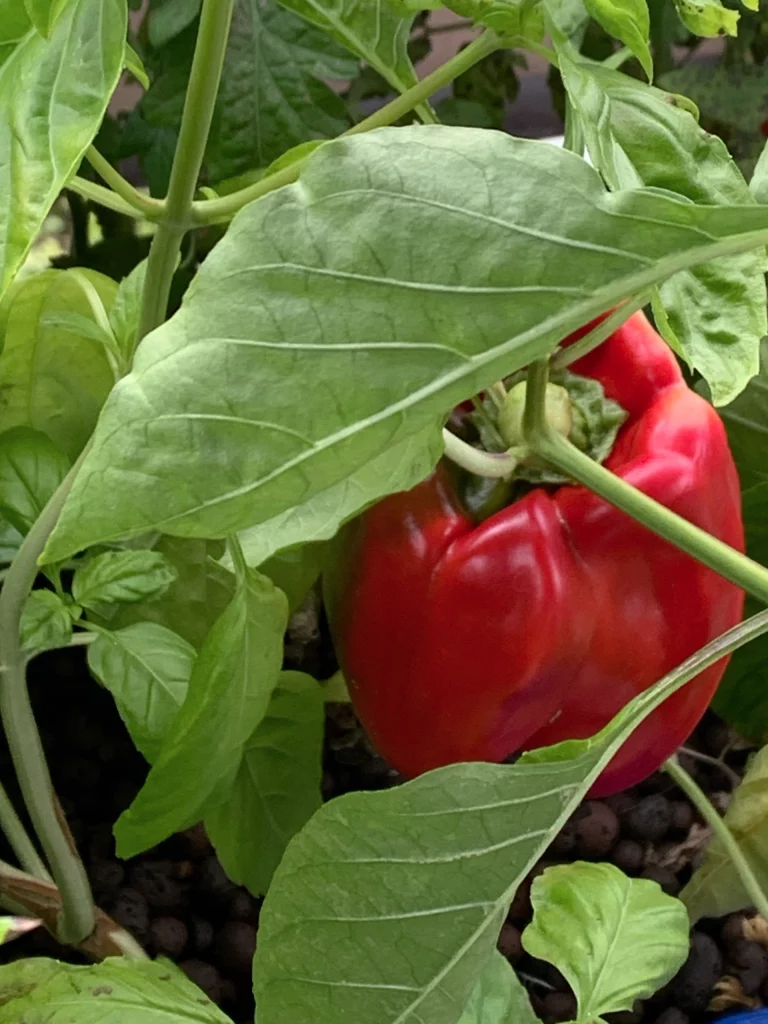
<box><xmin>0</xmin><ymin>607</ymin><xmax>763</xmax><ymax>1024</ymax></box>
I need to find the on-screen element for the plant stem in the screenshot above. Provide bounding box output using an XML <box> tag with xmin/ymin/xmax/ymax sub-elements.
<box><xmin>66</xmin><ymin>178</ymin><xmax>146</xmax><ymax>220</ymax></box>
<box><xmin>552</xmin><ymin>294</ymin><xmax>651</xmax><ymax>370</ymax></box>
<box><xmin>0</xmin><ymin>783</ymin><xmax>50</xmax><ymax>881</ymax></box>
<box><xmin>0</xmin><ymin>449</ymin><xmax>94</xmax><ymax>944</ymax></box>
<box><xmin>679</xmin><ymin>746</ymin><xmax>741</xmax><ymax>788</ymax></box>
<box><xmin>665</xmin><ymin>755</ymin><xmax>768</xmax><ymax>922</ymax></box>
<box><xmin>442</xmin><ymin>429</ymin><xmax>521</xmax><ymax>478</ymax></box>
<box><xmin>192</xmin><ymin>28</ymin><xmax>501</xmax><ymax>226</ymax></box>
<box><xmin>528</xmin><ymin>423</ymin><xmax>768</xmax><ymax>605</ymax></box>
<box><xmin>85</xmin><ymin>147</ymin><xmax>164</xmax><ymax>220</ymax></box>
<box><xmin>137</xmin><ymin>0</ymin><xmax>235</xmax><ymax>341</ymax></box>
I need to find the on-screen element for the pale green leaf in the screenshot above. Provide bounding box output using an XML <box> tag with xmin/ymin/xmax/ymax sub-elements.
<box><xmin>23</xmin><ymin>0</ymin><xmax>67</xmax><ymax>37</ymax></box>
<box><xmin>682</xmin><ymin>744</ymin><xmax>768</xmax><ymax>922</ymax></box>
<box><xmin>20</xmin><ymin>590</ymin><xmax>73</xmax><ymax>653</ymax></box>
<box><xmin>458</xmin><ymin>953</ymin><xmax>539</xmax><ymax>1024</ymax></box>
<box><xmin>252</xmin><ymin>639</ymin><xmax>734</xmax><ymax>1024</ymax></box>
<box><xmin>42</xmin><ymin>126</ymin><xmax>768</xmax><ymax>564</ymax></box>
<box><xmin>0</xmin><ymin>268</ymin><xmax>118</xmax><ymax>460</ymax></box>
<box><xmin>522</xmin><ymin>862</ymin><xmax>689</xmax><ymax>1019</ymax></box>
<box><xmin>87</xmin><ymin>622</ymin><xmax>195</xmax><ymax>763</ymax></box>
<box><xmin>109</xmin><ymin>258</ymin><xmax>147</xmax><ymax>363</ymax></box>
<box><xmin>752</xmin><ymin>140</ymin><xmax>768</xmax><ymax>204</ymax></box>
<box><xmin>0</xmin><ymin>0</ymin><xmax>127</xmax><ymax>299</ymax></box>
<box><xmin>0</xmin><ymin>956</ymin><xmax>233</xmax><ymax>1022</ymax></box>
<box><xmin>446</xmin><ymin>0</ymin><xmax>545</xmax><ymax>39</ymax></box>
<box><xmin>233</xmin><ymin>424</ymin><xmax>443</xmax><ymax>569</ymax></box>
<box><xmin>582</xmin><ymin>0</ymin><xmax>652</xmax><ymax>79</ymax></box>
<box><xmin>673</xmin><ymin>0</ymin><xmax>739</xmax><ymax>36</ymax></box>
<box><xmin>124</xmin><ymin>42</ymin><xmax>149</xmax><ymax>90</ymax></box>
<box><xmin>557</xmin><ymin>55</ymin><xmax>766</xmax><ymax>405</ymax></box>
<box><xmin>0</xmin><ymin>427</ymin><xmax>69</xmax><ymax>535</ymax></box>
<box><xmin>73</xmin><ymin>550</ymin><xmax>177</xmax><ymax>611</ymax></box>
<box><xmin>114</xmin><ymin>567</ymin><xmax>288</xmax><ymax>858</ymax></box>
<box><xmin>205</xmin><ymin>670</ymin><xmax>324</xmax><ymax>896</ymax></box>
<box><xmin>0</xmin><ymin>3</ymin><xmax>32</xmax><ymax>65</ymax></box>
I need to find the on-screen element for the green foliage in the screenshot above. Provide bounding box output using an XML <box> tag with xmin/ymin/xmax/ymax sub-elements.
<box><xmin>72</xmin><ymin>550</ymin><xmax>177</xmax><ymax>612</ymax></box>
<box><xmin>522</xmin><ymin>862</ymin><xmax>689</xmax><ymax>1020</ymax></box>
<box><xmin>457</xmin><ymin>953</ymin><xmax>539</xmax><ymax>1024</ymax></box>
<box><xmin>0</xmin><ymin>956</ymin><xmax>234</xmax><ymax>1023</ymax></box>
<box><xmin>682</xmin><ymin>744</ymin><xmax>768</xmax><ymax>921</ymax></box>
<box><xmin>42</xmin><ymin>126</ymin><xmax>768</xmax><ymax>563</ymax></box>
<box><xmin>205</xmin><ymin>670</ymin><xmax>325</xmax><ymax>896</ymax></box>
<box><xmin>20</xmin><ymin>590</ymin><xmax>75</xmax><ymax>654</ymax></box>
<box><xmin>0</xmin><ymin>0</ymin><xmax>126</xmax><ymax>299</ymax></box>
<box><xmin>0</xmin><ymin>427</ymin><xmax>70</xmax><ymax>536</ymax></box>
<box><xmin>582</xmin><ymin>0</ymin><xmax>652</xmax><ymax>79</ymax></box>
<box><xmin>673</xmin><ymin>0</ymin><xmax>741</xmax><ymax>37</ymax></box>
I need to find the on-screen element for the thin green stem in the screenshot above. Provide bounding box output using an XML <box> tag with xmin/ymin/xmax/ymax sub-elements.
<box><xmin>226</xmin><ymin>535</ymin><xmax>248</xmax><ymax>582</ymax></box>
<box><xmin>0</xmin><ymin>782</ymin><xmax>50</xmax><ymax>881</ymax></box>
<box><xmin>552</xmin><ymin>293</ymin><xmax>651</xmax><ymax>370</ymax></box>
<box><xmin>665</xmin><ymin>755</ymin><xmax>768</xmax><ymax>922</ymax></box>
<box><xmin>192</xmin><ymin>29</ymin><xmax>501</xmax><ymax>226</ymax></box>
<box><xmin>67</xmin><ymin>632</ymin><xmax>96</xmax><ymax>648</ymax></box>
<box><xmin>0</xmin><ymin>448</ymin><xmax>94</xmax><ymax>944</ymax></box>
<box><xmin>603</xmin><ymin>44</ymin><xmax>633</xmax><ymax>70</ymax></box>
<box><xmin>137</xmin><ymin>0</ymin><xmax>235</xmax><ymax>341</ymax></box>
<box><xmin>442</xmin><ymin>429</ymin><xmax>521</xmax><ymax>478</ymax></box>
<box><xmin>529</xmin><ymin>427</ymin><xmax>768</xmax><ymax>605</ymax></box>
<box><xmin>522</xmin><ymin>358</ymin><xmax>550</xmax><ymax>438</ymax></box>
<box><xmin>66</xmin><ymin>178</ymin><xmax>145</xmax><ymax>220</ymax></box>
<box><xmin>563</xmin><ymin>98</ymin><xmax>584</xmax><ymax>157</ymax></box>
<box><xmin>678</xmin><ymin>745</ymin><xmax>741</xmax><ymax>788</ymax></box>
<box><xmin>85</xmin><ymin>147</ymin><xmax>164</xmax><ymax>220</ymax></box>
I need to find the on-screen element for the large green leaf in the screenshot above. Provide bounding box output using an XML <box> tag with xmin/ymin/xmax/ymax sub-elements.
<box><xmin>522</xmin><ymin>862</ymin><xmax>689</xmax><ymax>1020</ymax></box>
<box><xmin>252</xmin><ymin>621</ymin><xmax>744</xmax><ymax>1024</ymax></box>
<box><xmin>557</xmin><ymin>53</ymin><xmax>766</xmax><ymax>406</ymax></box>
<box><xmin>458</xmin><ymin>953</ymin><xmax>539</xmax><ymax>1024</ymax></box>
<box><xmin>446</xmin><ymin>0</ymin><xmax>545</xmax><ymax>39</ymax></box>
<box><xmin>205</xmin><ymin>670</ymin><xmax>324</xmax><ymax>896</ymax></box>
<box><xmin>148</xmin><ymin>0</ymin><xmax>202</xmax><ymax>47</ymax></box>
<box><xmin>43</xmin><ymin>126</ymin><xmax>768</xmax><ymax>564</ymax></box>
<box><xmin>0</xmin><ymin>956</ymin><xmax>233</xmax><ymax>1023</ymax></box>
<box><xmin>114</xmin><ymin>567</ymin><xmax>288</xmax><ymax>858</ymax></box>
<box><xmin>87</xmin><ymin>622</ymin><xmax>195</xmax><ymax>763</ymax></box>
<box><xmin>0</xmin><ymin>427</ymin><xmax>69</xmax><ymax>535</ymax></box>
<box><xmin>20</xmin><ymin>589</ymin><xmax>74</xmax><ymax>654</ymax></box>
<box><xmin>0</xmin><ymin>0</ymin><xmax>126</xmax><ymax>299</ymax></box>
<box><xmin>73</xmin><ymin>550</ymin><xmax>177</xmax><ymax>611</ymax></box>
<box><xmin>682</xmin><ymin>744</ymin><xmax>768</xmax><ymax>922</ymax></box>
<box><xmin>0</xmin><ymin>269</ymin><xmax>118</xmax><ymax>460</ymax></box>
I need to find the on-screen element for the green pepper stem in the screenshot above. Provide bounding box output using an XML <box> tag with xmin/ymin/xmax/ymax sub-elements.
<box><xmin>665</xmin><ymin>755</ymin><xmax>768</xmax><ymax>923</ymax></box>
<box><xmin>192</xmin><ymin>29</ymin><xmax>501</xmax><ymax>226</ymax></box>
<box><xmin>442</xmin><ymin>428</ymin><xmax>521</xmax><ymax>478</ymax></box>
<box><xmin>0</xmin><ymin>447</ymin><xmax>95</xmax><ymax>944</ymax></box>
<box><xmin>137</xmin><ymin>0</ymin><xmax>235</xmax><ymax>341</ymax></box>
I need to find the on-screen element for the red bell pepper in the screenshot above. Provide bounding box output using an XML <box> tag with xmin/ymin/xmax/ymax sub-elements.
<box><xmin>326</xmin><ymin>312</ymin><xmax>745</xmax><ymax>796</ymax></box>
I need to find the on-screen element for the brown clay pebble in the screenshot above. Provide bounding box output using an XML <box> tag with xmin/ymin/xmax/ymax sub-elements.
<box><xmin>573</xmin><ymin>801</ymin><xmax>620</xmax><ymax>858</ymax></box>
<box><xmin>497</xmin><ymin>922</ymin><xmax>522</xmax><ymax>963</ymax></box>
<box><xmin>130</xmin><ymin>860</ymin><xmax>183</xmax><ymax>911</ymax></box>
<box><xmin>611</xmin><ymin>839</ymin><xmax>644</xmax><ymax>875</ymax></box>
<box><xmin>110</xmin><ymin>887</ymin><xmax>150</xmax><ymax>943</ymax></box>
<box><xmin>179</xmin><ymin>960</ymin><xmax>222</xmax><ymax>1003</ymax></box>
<box><xmin>606</xmin><ymin>792</ymin><xmax>635</xmax><ymax>818</ymax></box>
<box><xmin>220</xmin><ymin>979</ymin><xmax>239</xmax><ymax>1007</ymax></box>
<box><xmin>640</xmin><ymin>866</ymin><xmax>681</xmax><ymax>897</ymax></box>
<box><xmin>89</xmin><ymin>858</ymin><xmax>125</xmax><ymax>901</ymax></box>
<box><xmin>721</xmin><ymin>913</ymin><xmax>749</xmax><ymax>947</ymax></box>
<box><xmin>668</xmin><ymin>931</ymin><xmax>723</xmax><ymax>1013</ymax></box>
<box><xmin>177</xmin><ymin>823</ymin><xmax>212</xmax><ymax>859</ymax></box>
<box><xmin>211</xmin><ymin>921</ymin><xmax>257</xmax><ymax>975</ymax></box>
<box><xmin>190</xmin><ymin>916</ymin><xmax>215</xmax><ymax>954</ymax></box>
<box><xmin>670</xmin><ymin>801</ymin><xmax>695</xmax><ymax>833</ymax></box>
<box><xmin>196</xmin><ymin>856</ymin><xmax>237</xmax><ymax>910</ymax></box>
<box><xmin>542</xmin><ymin>991</ymin><xmax>577</xmax><ymax>1023</ymax></box>
<box><xmin>150</xmin><ymin>916</ymin><xmax>188</xmax><ymax>959</ymax></box>
<box><xmin>508</xmin><ymin>877</ymin><xmax>532</xmax><ymax>921</ymax></box>
<box><xmin>226</xmin><ymin>888</ymin><xmax>256</xmax><ymax>922</ymax></box>
<box><xmin>654</xmin><ymin>1010</ymin><xmax>690</xmax><ymax>1024</ymax></box>
<box><xmin>605</xmin><ymin>1008</ymin><xmax>642</xmax><ymax>1024</ymax></box>
<box><xmin>727</xmin><ymin>938</ymin><xmax>768</xmax><ymax>994</ymax></box>
<box><xmin>625</xmin><ymin>795</ymin><xmax>672</xmax><ymax>843</ymax></box>
<box><xmin>549</xmin><ymin>818</ymin><xmax>576</xmax><ymax>857</ymax></box>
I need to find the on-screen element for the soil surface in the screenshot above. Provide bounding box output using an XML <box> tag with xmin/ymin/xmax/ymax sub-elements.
<box><xmin>0</xmin><ymin>601</ymin><xmax>763</xmax><ymax>1024</ymax></box>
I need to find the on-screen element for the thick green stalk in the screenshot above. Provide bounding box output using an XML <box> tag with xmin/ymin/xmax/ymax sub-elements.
<box><xmin>192</xmin><ymin>29</ymin><xmax>501</xmax><ymax>226</ymax></box>
<box><xmin>0</xmin><ymin>449</ymin><xmax>94</xmax><ymax>944</ymax></box>
<box><xmin>665</xmin><ymin>756</ymin><xmax>768</xmax><ymax>923</ymax></box>
<box><xmin>137</xmin><ymin>0</ymin><xmax>236</xmax><ymax>341</ymax></box>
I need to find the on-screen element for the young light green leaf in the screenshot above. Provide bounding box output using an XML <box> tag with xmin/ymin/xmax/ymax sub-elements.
<box><xmin>87</xmin><ymin>622</ymin><xmax>195</xmax><ymax>763</ymax></box>
<box><xmin>0</xmin><ymin>3</ymin><xmax>32</xmax><ymax>64</ymax></box>
<box><xmin>124</xmin><ymin>42</ymin><xmax>149</xmax><ymax>89</ymax></box>
<box><xmin>73</xmin><ymin>550</ymin><xmax>177</xmax><ymax>611</ymax></box>
<box><xmin>522</xmin><ymin>862</ymin><xmax>689</xmax><ymax>1020</ymax></box>
<box><xmin>252</xmin><ymin>624</ymin><xmax>746</xmax><ymax>1024</ymax></box>
<box><xmin>114</xmin><ymin>567</ymin><xmax>288</xmax><ymax>859</ymax></box>
<box><xmin>43</xmin><ymin>125</ymin><xmax>768</xmax><ymax>563</ymax></box>
<box><xmin>205</xmin><ymin>670</ymin><xmax>324</xmax><ymax>897</ymax></box>
<box><xmin>447</xmin><ymin>0</ymin><xmax>545</xmax><ymax>39</ymax></box>
<box><xmin>23</xmin><ymin>0</ymin><xmax>66</xmax><ymax>37</ymax></box>
<box><xmin>38</xmin><ymin>309</ymin><xmax>117</xmax><ymax>354</ymax></box>
<box><xmin>557</xmin><ymin>54</ymin><xmax>766</xmax><ymax>406</ymax></box>
<box><xmin>20</xmin><ymin>590</ymin><xmax>73</xmax><ymax>653</ymax></box>
<box><xmin>582</xmin><ymin>0</ymin><xmax>652</xmax><ymax>79</ymax></box>
<box><xmin>104</xmin><ymin>537</ymin><xmax>235</xmax><ymax>650</ymax></box>
<box><xmin>0</xmin><ymin>427</ymin><xmax>70</xmax><ymax>535</ymax></box>
<box><xmin>673</xmin><ymin>0</ymin><xmax>739</xmax><ymax>37</ymax></box>
<box><xmin>0</xmin><ymin>0</ymin><xmax>127</xmax><ymax>300</ymax></box>
<box><xmin>682</xmin><ymin>744</ymin><xmax>768</xmax><ymax>922</ymax></box>
<box><xmin>109</xmin><ymin>259</ymin><xmax>148</xmax><ymax>363</ymax></box>
<box><xmin>233</xmin><ymin>424</ymin><xmax>442</xmax><ymax>570</ymax></box>
<box><xmin>0</xmin><ymin>268</ymin><xmax>118</xmax><ymax>460</ymax></box>
<box><xmin>0</xmin><ymin>956</ymin><xmax>233</xmax><ymax>1023</ymax></box>
<box><xmin>148</xmin><ymin>0</ymin><xmax>202</xmax><ymax>47</ymax></box>
<box><xmin>458</xmin><ymin>952</ymin><xmax>540</xmax><ymax>1024</ymax></box>
<box><xmin>752</xmin><ymin>140</ymin><xmax>768</xmax><ymax>205</ymax></box>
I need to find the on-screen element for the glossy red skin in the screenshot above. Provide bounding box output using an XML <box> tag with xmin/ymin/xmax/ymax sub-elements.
<box><xmin>327</xmin><ymin>312</ymin><xmax>745</xmax><ymax>796</ymax></box>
